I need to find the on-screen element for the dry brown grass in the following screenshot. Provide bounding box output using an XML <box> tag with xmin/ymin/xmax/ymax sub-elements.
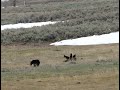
<box><xmin>1</xmin><ymin>43</ymin><xmax>119</xmax><ymax>67</ymax></box>
<box><xmin>1</xmin><ymin>69</ymin><xmax>118</xmax><ymax>90</ymax></box>
<box><xmin>1</xmin><ymin>43</ymin><xmax>119</xmax><ymax>90</ymax></box>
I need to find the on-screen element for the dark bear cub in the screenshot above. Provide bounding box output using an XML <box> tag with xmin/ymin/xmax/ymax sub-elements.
<box><xmin>30</xmin><ymin>59</ymin><xmax>40</xmax><ymax>67</ymax></box>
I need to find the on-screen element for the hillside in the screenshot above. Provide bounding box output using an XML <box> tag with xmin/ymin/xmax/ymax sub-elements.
<box><xmin>1</xmin><ymin>0</ymin><xmax>119</xmax><ymax>45</ymax></box>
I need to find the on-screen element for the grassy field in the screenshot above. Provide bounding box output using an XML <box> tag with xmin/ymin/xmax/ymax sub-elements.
<box><xmin>1</xmin><ymin>0</ymin><xmax>119</xmax><ymax>24</ymax></box>
<box><xmin>1</xmin><ymin>43</ymin><xmax>119</xmax><ymax>90</ymax></box>
<box><xmin>1</xmin><ymin>0</ymin><xmax>119</xmax><ymax>89</ymax></box>
<box><xmin>1</xmin><ymin>0</ymin><xmax>119</xmax><ymax>44</ymax></box>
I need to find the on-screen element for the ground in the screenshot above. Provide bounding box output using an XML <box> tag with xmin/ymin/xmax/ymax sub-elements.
<box><xmin>1</xmin><ymin>43</ymin><xmax>119</xmax><ymax>90</ymax></box>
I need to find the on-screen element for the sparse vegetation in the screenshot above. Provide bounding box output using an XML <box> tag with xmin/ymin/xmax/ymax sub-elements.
<box><xmin>1</xmin><ymin>44</ymin><xmax>119</xmax><ymax>90</ymax></box>
<box><xmin>1</xmin><ymin>0</ymin><xmax>119</xmax><ymax>44</ymax></box>
<box><xmin>1</xmin><ymin>19</ymin><xmax>119</xmax><ymax>45</ymax></box>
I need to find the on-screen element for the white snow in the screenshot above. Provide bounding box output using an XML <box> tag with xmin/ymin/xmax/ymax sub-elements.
<box><xmin>1</xmin><ymin>0</ymin><xmax>9</xmax><ymax>2</ymax></box>
<box><xmin>50</xmin><ymin>31</ymin><xmax>119</xmax><ymax>46</ymax></box>
<box><xmin>1</xmin><ymin>21</ymin><xmax>63</xmax><ymax>30</ymax></box>
<box><xmin>1</xmin><ymin>21</ymin><xmax>119</xmax><ymax>46</ymax></box>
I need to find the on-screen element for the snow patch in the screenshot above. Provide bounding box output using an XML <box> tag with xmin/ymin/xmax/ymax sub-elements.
<box><xmin>50</xmin><ymin>32</ymin><xmax>119</xmax><ymax>46</ymax></box>
<box><xmin>1</xmin><ymin>0</ymin><xmax>9</xmax><ymax>2</ymax></box>
<box><xmin>1</xmin><ymin>21</ymin><xmax>63</xmax><ymax>30</ymax></box>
